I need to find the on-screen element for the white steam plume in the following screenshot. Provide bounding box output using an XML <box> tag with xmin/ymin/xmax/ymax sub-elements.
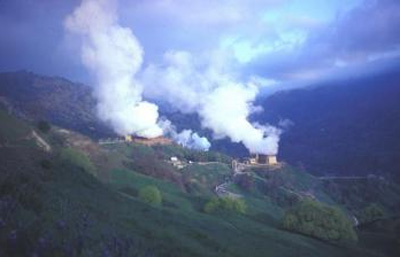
<box><xmin>159</xmin><ymin>119</ymin><xmax>211</xmax><ymax>151</ymax></box>
<box><xmin>65</xmin><ymin>0</ymin><xmax>162</xmax><ymax>138</ymax></box>
<box><xmin>65</xmin><ymin>0</ymin><xmax>280</xmax><ymax>154</ymax></box>
<box><xmin>142</xmin><ymin>51</ymin><xmax>281</xmax><ymax>155</ymax></box>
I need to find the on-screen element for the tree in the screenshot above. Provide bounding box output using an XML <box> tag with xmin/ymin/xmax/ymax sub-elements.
<box><xmin>59</xmin><ymin>148</ymin><xmax>95</xmax><ymax>174</ymax></box>
<box><xmin>37</xmin><ymin>120</ymin><xmax>51</xmax><ymax>133</ymax></box>
<box><xmin>282</xmin><ymin>198</ymin><xmax>357</xmax><ymax>243</ymax></box>
<box><xmin>138</xmin><ymin>185</ymin><xmax>162</xmax><ymax>205</ymax></box>
<box><xmin>358</xmin><ymin>203</ymin><xmax>384</xmax><ymax>224</ymax></box>
<box><xmin>204</xmin><ymin>197</ymin><xmax>246</xmax><ymax>214</ymax></box>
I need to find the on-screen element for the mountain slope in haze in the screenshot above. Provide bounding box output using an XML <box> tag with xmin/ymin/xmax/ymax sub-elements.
<box><xmin>0</xmin><ymin>70</ymin><xmax>113</xmax><ymax>138</ymax></box>
<box><xmin>254</xmin><ymin>69</ymin><xmax>400</xmax><ymax>180</ymax></box>
<box><xmin>1</xmin><ymin>69</ymin><xmax>400</xmax><ymax>181</ymax></box>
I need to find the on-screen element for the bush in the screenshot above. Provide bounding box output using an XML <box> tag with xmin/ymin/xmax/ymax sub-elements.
<box><xmin>358</xmin><ymin>203</ymin><xmax>384</xmax><ymax>224</ymax></box>
<box><xmin>59</xmin><ymin>148</ymin><xmax>95</xmax><ymax>174</ymax></box>
<box><xmin>204</xmin><ymin>197</ymin><xmax>246</xmax><ymax>214</ymax></box>
<box><xmin>282</xmin><ymin>199</ymin><xmax>357</xmax><ymax>243</ymax></box>
<box><xmin>40</xmin><ymin>159</ymin><xmax>52</xmax><ymax>169</ymax></box>
<box><xmin>138</xmin><ymin>186</ymin><xmax>162</xmax><ymax>205</ymax></box>
<box><xmin>37</xmin><ymin>120</ymin><xmax>51</xmax><ymax>133</ymax></box>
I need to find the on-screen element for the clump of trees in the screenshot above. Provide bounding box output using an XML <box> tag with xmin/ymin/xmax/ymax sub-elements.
<box><xmin>282</xmin><ymin>198</ymin><xmax>358</xmax><ymax>243</ymax></box>
<box><xmin>358</xmin><ymin>203</ymin><xmax>385</xmax><ymax>224</ymax></box>
<box><xmin>59</xmin><ymin>148</ymin><xmax>95</xmax><ymax>174</ymax></box>
<box><xmin>138</xmin><ymin>185</ymin><xmax>162</xmax><ymax>205</ymax></box>
<box><xmin>204</xmin><ymin>197</ymin><xmax>246</xmax><ymax>214</ymax></box>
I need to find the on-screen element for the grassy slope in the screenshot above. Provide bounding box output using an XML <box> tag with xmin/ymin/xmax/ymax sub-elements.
<box><xmin>0</xmin><ymin>108</ymin><xmax>397</xmax><ymax>257</ymax></box>
<box><xmin>0</xmin><ymin>108</ymin><xmax>32</xmax><ymax>146</ymax></box>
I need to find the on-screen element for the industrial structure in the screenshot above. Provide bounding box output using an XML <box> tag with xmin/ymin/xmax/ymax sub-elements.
<box><xmin>130</xmin><ymin>136</ymin><xmax>173</xmax><ymax>146</ymax></box>
<box><xmin>231</xmin><ymin>153</ymin><xmax>280</xmax><ymax>173</ymax></box>
<box><xmin>249</xmin><ymin>153</ymin><xmax>278</xmax><ymax>165</ymax></box>
<box><xmin>99</xmin><ymin>135</ymin><xmax>173</xmax><ymax>146</ymax></box>
<box><xmin>124</xmin><ymin>135</ymin><xmax>133</xmax><ymax>142</ymax></box>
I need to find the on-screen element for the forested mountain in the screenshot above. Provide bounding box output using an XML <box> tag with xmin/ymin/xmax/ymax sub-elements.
<box><xmin>254</xmin><ymin>68</ymin><xmax>400</xmax><ymax>180</ymax></box>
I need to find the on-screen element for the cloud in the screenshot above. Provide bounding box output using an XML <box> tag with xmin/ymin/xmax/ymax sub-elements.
<box><xmin>249</xmin><ymin>0</ymin><xmax>400</xmax><ymax>84</ymax></box>
<box><xmin>329</xmin><ymin>0</ymin><xmax>400</xmax><ymax>55</ymax></box>
<box><xmin>123</xmin><ymin>0</ymin><xmax>282</xmax><ymax>26</ymax></box>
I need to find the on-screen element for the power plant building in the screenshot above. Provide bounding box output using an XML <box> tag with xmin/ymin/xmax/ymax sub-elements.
<box><xmin>250</xmin><ymin>153</ymin><xmax>278</xmax><ymax>165</ymax></box>
<box><xmin>124</xmin><ymin>135</ymin><xmax>133</xmax><ymax>142</ymax></box>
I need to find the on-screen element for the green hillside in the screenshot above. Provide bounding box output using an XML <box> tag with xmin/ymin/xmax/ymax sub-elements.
<box><xmin>0</xmin><ymin>108</ymin><xmax>399</xmax><ymax>256</ymax></box>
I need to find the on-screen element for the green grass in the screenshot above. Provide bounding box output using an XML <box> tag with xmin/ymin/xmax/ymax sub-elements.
<box><xmin>0</xmin><ymin>108</ymin><xmax>32</xmax><ymax>145</ymax></box>
<box><xmin>182</xmin><ymin>163</ymin><xmax>232</xmax><ymax>195</ymax></box>
<box><xmin>1</xmin><ymin>108</ymin><xmax>399</xmax><ymax>257</ymax></box>
<box><xmin>1</xmin><ymin>147</ymin><xmax>392</xmax><ymax>257</ymax></box>
<box><xmin>110</xmin><ymin>168</ymin><xmax>195</xmax><ymax>212</ymax></box>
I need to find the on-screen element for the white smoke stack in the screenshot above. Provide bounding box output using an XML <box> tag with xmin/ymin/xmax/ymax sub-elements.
<box><xmin>64</xmin><ymin>0</ymin><xmax>162</xmax><ymax>138</ymax></box>
<box><xmin>142</xmin><ymin>51</ymin><xmax>281</xmax><ymax>155</ymax></box>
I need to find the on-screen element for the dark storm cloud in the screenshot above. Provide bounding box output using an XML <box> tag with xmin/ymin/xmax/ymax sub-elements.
<box><xmin>249</xmin><ymin>0</ymin><xmax>400</xmax><ymax>82</ymax></box>
<box><xmin>0</xmin><ymin>0</ymin><xmax>399</xmax><ymax>87</ymax></box>
<box><xmin>0</xmin><ymin>0</ymin><xmax>86</xmax><ymax>80</ymax></box>
<box><xmin>328</xmin><ymin>0</ymin><xmax>400</xmax><ymax>55</ymax></box>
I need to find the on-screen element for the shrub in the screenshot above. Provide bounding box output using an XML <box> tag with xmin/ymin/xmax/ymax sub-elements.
<box><xmin>282</xmin><ymin>198</ymin><xmax>357</xmax><ymax>243</ymax></box>
<box><xmin>37</xmin><ymin>120</ymin><xmax>51</xmax><ymax>133</ymax></box>
<box><xmin>358</xmin><ymin>203</ymin><xmax>384</xmax><ymax>224</ymax></box>
<box><xmin>59</xmin><ymin>148</ymin><xmax>95</xmax><ymax>174</ymax></box>
<box><xmin>138</xmin><ymin>186</ymin><xmax>162</xmax><ymax>205</ymax></box>
<box><xmin>40</xmin><ymin>159</ymin><xmax>52</xmax><ymax>169</ymax></box>
<box><xmin>204</xmin><ymin>197</ymin><xmax>246</xmax><ymax>214</ymax></box>
<box><xmin>204</xmin><ymin>197</ymin><xmax>220</xmax><ymax>213</ymax></box>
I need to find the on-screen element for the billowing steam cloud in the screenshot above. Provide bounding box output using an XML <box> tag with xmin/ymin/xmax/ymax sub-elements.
<box><xmin>142</xmin><ymin>51</ymin><xmax>281</xmax><ymax>155</ymax></box>
<box><xmin>159</xmin><ymin>119</ymin><xmax>211</xmax><ymax>151</ymax></box>
<box><xmin>65</xmin><ymin>0</ymin><xmax>163</xmax><ymax>138</ymax></box>
<box><xmin>66</xmin><ymin>0</ymin><xmax>281</xmax><ymax>155</ymax></box>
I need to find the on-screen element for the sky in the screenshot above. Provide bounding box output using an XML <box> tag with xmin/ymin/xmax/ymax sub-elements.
<box><xmin>0</xmin><ymin>0</ymin><xmax>399</xmax><ymax>89</ymax></box>
<box><xmin>1</xmin><ymin>0</ymin><xmax>400</xmax><ymax>153</ymax></box>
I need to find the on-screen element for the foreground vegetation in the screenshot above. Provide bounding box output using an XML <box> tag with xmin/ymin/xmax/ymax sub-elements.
<box><xmin>282</xmin><ymin>199</ymin><xmax>357</xmax><ymax>243</ymax></box>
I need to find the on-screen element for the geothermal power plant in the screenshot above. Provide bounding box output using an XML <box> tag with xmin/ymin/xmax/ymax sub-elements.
<box><xmin>249</xmin><ymin>153</ymin><xmax>278</xmax><ymax>165</ymax></box>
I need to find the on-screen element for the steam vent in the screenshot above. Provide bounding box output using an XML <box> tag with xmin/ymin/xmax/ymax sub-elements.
<box><xmin>250</xmin><ymin>153</ymin><xmax>278</xmax><ymax>165</ymax></box>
